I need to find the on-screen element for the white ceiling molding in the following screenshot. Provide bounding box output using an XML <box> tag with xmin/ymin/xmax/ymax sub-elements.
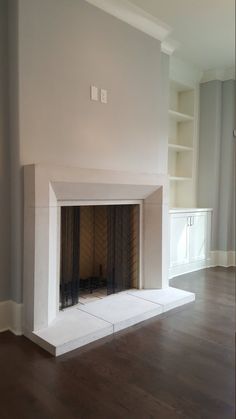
<box><xmin>85</xmin><ymin>0</ymin><xmax>172</xmax><ymax>42</ymax></box>
<box><xmin>201</xmin><ymin>67</ymin><xmax>235</xmax><ymax>83</ymax></box>
<box><xmin>161</xmin><ymin>41</ymin><xmax>175</xmax><ymax>56</ymax></box>
<box><xmin>161</xmin><ymin>38</ymin><xmax>179</xmax><ymax>56</ymax></box>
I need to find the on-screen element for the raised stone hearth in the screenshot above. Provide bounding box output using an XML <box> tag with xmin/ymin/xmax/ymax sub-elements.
<box><xmin>34</xmin><ymin>288</ymin><xmax>195</xmax><ymax>356</ymax></box>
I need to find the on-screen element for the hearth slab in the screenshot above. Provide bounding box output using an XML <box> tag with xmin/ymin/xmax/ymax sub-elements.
<box><xmin>34</xmin><ymin>308</ymin><xmax>113</xmax><ymax>356</ymax></box>
<box><xmin>127</xmin><ymin>287</ymin><xmax>195</xmax><ymax>311</ymax></box>
<box><xmin>78</xmin><ymin>292</ymin><xmax>163</xmax><ymax>332</ymax></box>
<box><xmin>32</xmin><ymin>288</ymin><xmax>195</xmax><ymax>357</ymax></box>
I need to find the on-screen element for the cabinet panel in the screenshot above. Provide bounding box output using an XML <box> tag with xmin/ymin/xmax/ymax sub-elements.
<box><xmin>169</xmin><ymin>210</ymin><xmax>211</xmax><ymax>278</ymax></box>
<box><xmin>170</xmin><ymin>215</ymin><xmax>189</xmax><ymax>267</ymax></box>
<box><xmin>189</xmin><ymin>214</ymin><xmax>207</xmax><ymax>262</ymax></box>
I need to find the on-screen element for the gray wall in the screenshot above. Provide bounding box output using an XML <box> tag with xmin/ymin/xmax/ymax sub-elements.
<box><xmin>18</xmin><ymin>0</ymin><xmax>165</xmax><ymax>174</ymax></box>
<box><xmin>198</xmin><ymin>79</ymin><xmax>235</xmax><ymax>251</ymax></box>
<box><xmin>218</xmin><ymin>80</ymin><xmax>235</xmax><ymax>251</ymax></box>
<box><xmin>8</xmin><ymin>0</ymin><xmax>22</xmax><ymax>303</ymax></box>
<box><xmin>0</xmin><ymin>0</ymin><xmax>11</xmax><ymax>301</ymax></box>
<box><xmin>8</xmin><ymin>0</ymin><xmax>169</xmax><ymax>303</ymax></box>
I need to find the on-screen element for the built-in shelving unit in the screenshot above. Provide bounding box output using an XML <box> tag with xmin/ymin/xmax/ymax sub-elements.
<box><xmin>168</xmin><ymin>60</ymin><xmax>207</xmax><ymax>278</ymax></box>
<box><xmin>168</xmin><ymin>80</ymin><xmax>198</xmax><ymax>207</ymax></box>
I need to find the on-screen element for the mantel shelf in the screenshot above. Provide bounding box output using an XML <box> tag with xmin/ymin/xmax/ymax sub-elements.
<box><xmin>168</xmin><ymin>143</ymin><xmax>193</xmax><ymax>152</ymax></box>
<box><xmin>168</xmin><ymin>109</ymin><xmax>194</xmax><ymax>122</ymax></box>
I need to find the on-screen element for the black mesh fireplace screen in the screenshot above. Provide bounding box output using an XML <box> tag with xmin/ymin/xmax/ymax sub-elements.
<box><xmin>60</xmin><ymin>205</ymin><xmax>139</xmax><ymax>309</ymax></box>
<box><xmin>107</xmin><ymin>205</ymin><xmax>132</xmax><ymax>294</ymax></box>
<box><xmin>60</xmin><ymin>207</ymin><xmax>80</xmax><ymax>309</ymax></box>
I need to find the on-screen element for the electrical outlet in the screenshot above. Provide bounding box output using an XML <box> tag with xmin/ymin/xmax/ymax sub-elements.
<box><xmin>91</xmin><ymin>85</ymin><xmax>98</xmax><ymax>101</ymax></box>
<box><xmin>101</xmin><ymin>89</ymin><xmax>108</xmax><ymax>104</ymax></box>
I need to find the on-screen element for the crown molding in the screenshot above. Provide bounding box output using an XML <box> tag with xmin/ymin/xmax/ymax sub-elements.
<box><xmin>161</xmin><ymin>41</ymin><xmax>175</xmax><ymax>56</ymax></box>
<box><xmin>201</xmin><ymin>67</ymin><xmax>235</xmax><ymax>83</ymax></box>
<box><xmin>161</xmin><ymin>38</ymin><xmax>179</xmax><ymax>56</ymax></box>
<box><xmin>85</xmin><ymin>0</ymin><xmax>172</xmax><ymax>43</ymax></box>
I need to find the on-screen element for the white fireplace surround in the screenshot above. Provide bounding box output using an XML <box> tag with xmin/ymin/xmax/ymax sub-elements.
<box><xmin>23</xmin><ymin>164</ymin><xmax>170</xmax><ymax>337</ymax></box>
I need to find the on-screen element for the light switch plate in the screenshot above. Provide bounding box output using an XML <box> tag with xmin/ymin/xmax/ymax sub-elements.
<box><xmin>91</xmin><ymin>85</ymin><xmax>98</xmax><ymax>101</ymax></box>
<box><xmin>101</xmin><ymin>89</ymin><xmax>108</xmax><ymax>104</ymax></box>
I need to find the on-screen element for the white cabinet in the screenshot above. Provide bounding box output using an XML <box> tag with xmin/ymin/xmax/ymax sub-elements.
<box><xmin>169</xmin><ymin>209</ymin><xmax>212</xmax><ymax>278</ymax></box>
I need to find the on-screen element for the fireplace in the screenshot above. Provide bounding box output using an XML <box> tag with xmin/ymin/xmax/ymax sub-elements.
<box><xmin>22</xmin><ymin>166</ymin><xmax>196</xmax><ymax>356</ymax></box>
<box><xmin>23</xmin><ymin>165</ymin><xmax>170</xmax><ymax>335</ymax></box>
<box><xmin>60</xmin><ymin>204</ymin><xmax>140</xmax><ymax>308</ymax></box>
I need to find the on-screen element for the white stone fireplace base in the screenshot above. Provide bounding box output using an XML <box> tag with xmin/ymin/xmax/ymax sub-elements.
<box><xmin>33</xmin><ymin>288</ymin><xmax>195</xmax><ymax>356</ymax></box>
<box><xmin>23</xmin><ymin>164</ymin><xmax>195</xmax><ymax>355</ymax></box>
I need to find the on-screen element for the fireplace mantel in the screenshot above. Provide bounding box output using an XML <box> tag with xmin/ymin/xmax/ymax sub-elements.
<box><xmin>23</xmin><ymin>164</ymin><xmax>170</xmax><ymax>337</ymax></box>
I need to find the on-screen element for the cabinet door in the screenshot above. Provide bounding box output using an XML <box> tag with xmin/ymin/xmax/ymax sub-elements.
<box><xmin>189</xmin><ymin>213</ymin><xmax>207</xmax><ymax>262</ymax></box>
<box><xmin>170</xmin><ymin>215</ymin><xmax>189</xmax><ymax>267</ymax></box>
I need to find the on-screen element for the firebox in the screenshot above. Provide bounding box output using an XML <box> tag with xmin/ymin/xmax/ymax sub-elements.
<box><xmin>60</xmin><ymin>204</ymin><xmax>140</xmax><ymax>309</ymax></box>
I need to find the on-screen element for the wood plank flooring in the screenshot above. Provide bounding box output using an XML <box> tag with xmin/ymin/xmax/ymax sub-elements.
<box><xmin>0</xmin><ymin>267</ymin><xmax>235</xmax><ymax>419</ymax></box>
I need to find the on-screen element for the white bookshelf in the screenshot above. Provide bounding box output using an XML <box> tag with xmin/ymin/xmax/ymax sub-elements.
<box><xmin>168</xmin><ymin>80</ymin><xmax>199</xmax><ymax>208</ymax></box>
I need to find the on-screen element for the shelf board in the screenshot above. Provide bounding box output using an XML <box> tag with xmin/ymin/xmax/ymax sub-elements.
<box><xmin>168</xmin><ymin>143</ymin><xmax>193</xmax><ymax>152</ymax></box>
<box><xmin>169</xmin><ymin>176</ymin><xmax>192</xmax><ymax>181</ymax></box>
<box><xmin>170</xmin><ymin>80</ymin><xmax>194</xmax><ymax>92</ymax></box>
<box><xmin>168</xmin><ymin>109</ymin><xmax>194</xmax><ymax>122</ymax></box>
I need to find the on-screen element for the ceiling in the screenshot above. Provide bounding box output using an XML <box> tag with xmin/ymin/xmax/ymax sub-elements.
<box><xmin>129</xmin><ymin>0</ymin><xmax>235</xmax><ymax>71</ymax></box>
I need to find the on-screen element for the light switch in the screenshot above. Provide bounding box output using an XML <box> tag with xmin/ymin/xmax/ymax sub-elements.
<box><xmin>91</xmin><ymin>85</ymin><xmax>98</xmax><ymax>101</ymax></box>
<box><xmin>101</xmin><ymin>88</ymin><xmax>108</xmax><ymax>104</ymax></box>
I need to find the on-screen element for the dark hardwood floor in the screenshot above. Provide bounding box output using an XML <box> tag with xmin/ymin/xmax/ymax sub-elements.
<box><xmin>0</xmin><ymin>267</ymin><xmax>235</xmax><ymax>419</ymax></box>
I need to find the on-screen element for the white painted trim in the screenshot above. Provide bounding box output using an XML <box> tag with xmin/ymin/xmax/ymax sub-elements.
<box><xmin>85</xmin><ymin>0</ymin><xmax>172</xmax><ymax>42</ymax></box>
<box><xmin>169</xmin><ymin>259</ymin><xmax>210</xmax><ymax>279</ymax></box>
<box><xmin>209</xmin><ymin>251</ymin><xmax>236</xmax><ymax>268</ymax></box>
<box><xmin>201</xmin><ymin>67</ymin><xmax>235</xmax><ymax>83</ymax></box>
<box><xmin>0</xmin><ymin>301</ymin><xmax>11</xmax><ymax>333</ymax></box>
<box><xmin>169</xmin><ymin>208</ymin><xmax>213</xmax><ymax>214</ymax></box>
<box><xmin>0</xmin><ymin>300</ymin><xmax>23</xmax><ymax>335</ymax></box>
<box><xmin>161</xmin><ymin>40</ymin><xmax>176</xmax><ymax>56</ymax></box>
<box><xmin>58</xmin><ymin>199</ymin><xmax>143</xmax><ymax>206</ymax></box>
<box><xmin>169</xmin><ymin>251</ymin><xmax>235</xmax><ymax>278</ymax></box>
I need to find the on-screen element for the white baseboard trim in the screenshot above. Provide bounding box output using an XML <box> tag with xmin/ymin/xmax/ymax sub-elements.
<box><xmin>169</xmin><ymin>259</ymin><xmax>210</xmax><ymax>279</ymax></box>
<box><xmin>169</xmin><ymin>251</ymin><xmax>235</xmax><ymax>279</ymax></box>
<box><xmin>0</xmin><ymin>300</ymin><xmax>23</xmax><ymax>335</ymax></box>
<box><xmin>210</xmin><ymin>251</ymin><xmax>236</xmax><ymax>268</ymax></box>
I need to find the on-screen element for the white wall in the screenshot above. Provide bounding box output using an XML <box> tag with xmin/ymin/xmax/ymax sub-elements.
<box><xmin>9</xmin><ymin>0</ymin><xmax>169</xmax><ymax>303</ymax></box>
